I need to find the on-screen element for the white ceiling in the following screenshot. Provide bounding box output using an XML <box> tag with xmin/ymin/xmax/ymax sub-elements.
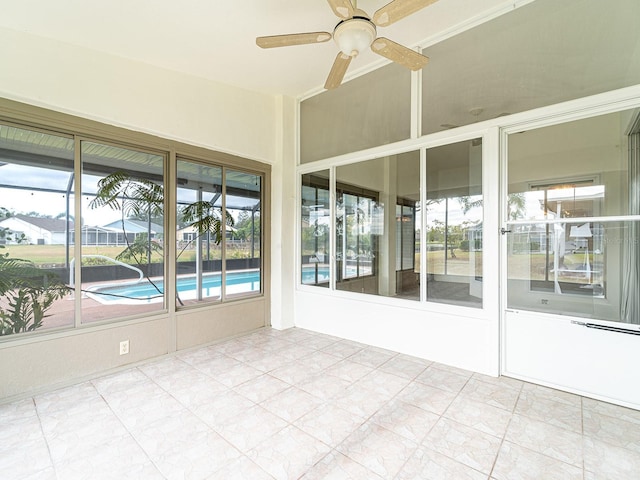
<box><xmin>0</xmin><ymin>0</ymin><xmax>515</xmax><ymax>97</ymax></box>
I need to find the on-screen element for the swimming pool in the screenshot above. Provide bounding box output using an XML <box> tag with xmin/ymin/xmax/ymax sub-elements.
<box><xmin>86</xmin><ymin>267</ymin><xmax>332</xmax><ymax>304</ymax></box>
<box><xmin>86</xmin><ymin>270</ymin><xmax>261</xmax><ymax>304</ymax></box>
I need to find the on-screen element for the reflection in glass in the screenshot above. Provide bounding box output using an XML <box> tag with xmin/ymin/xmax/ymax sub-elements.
<box><xmin>425</xmin><ymin>139</ymin><xmax>483</xmax><ymax>308</ymax></box>
<box><xmin>334</xmin><ymin>152</ymin><xmax>420</xmax><ymax>299</ymax></box>
<box><xmin>82</xmin><ymin>141</ymin><xmax>165</xmax><ymax>323</ymax></box>
<box><xmin>507</xmin><ymin>108</ymin><xmax>640</xmax><ymax>324</ymax></box>
<box><xmin>224</xmin><ymin>170</ymin><xmax>262</xmax><ymax>298</ymax></box>
<box><xmin>301</xmin><ymin>172</ymin><xmax>330</xmax><ymax>287</ymax></box>
<box><xmin>507</xmin><ymin>221</ymin><xmax>640</xmax><ymax>324</ymax></box>
<box><xmin>508</xmin><ymin>111</ymin><xmax>633</xmax><ymax>219</ymax></box>
<box><xmin>0</xmin><ymin>124</ymin><xmax>75</xmax><ymax>336</ymax></box>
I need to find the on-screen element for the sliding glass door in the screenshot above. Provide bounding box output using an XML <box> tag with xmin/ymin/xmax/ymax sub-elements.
<box><xmin>505</xmin><ymin>110</ymin><xmax>638</xmax><ymax>323</ymax></box>
<box><xmin>502</xmin><ymin>108</ymin><xmax>640</xmax><ymax>406</ymax></box>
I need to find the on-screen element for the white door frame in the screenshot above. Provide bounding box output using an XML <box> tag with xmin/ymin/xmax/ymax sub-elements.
<box><xmin>498</xmin><ymin>88</ymin><xmax>640</xmax><ymax>409</ymax></box>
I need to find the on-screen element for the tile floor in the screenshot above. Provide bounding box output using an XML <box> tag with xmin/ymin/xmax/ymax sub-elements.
<box><xmin>2</xmin><ymin>327</ymin><xmax>640</xmax><ymax>479</ymax></box>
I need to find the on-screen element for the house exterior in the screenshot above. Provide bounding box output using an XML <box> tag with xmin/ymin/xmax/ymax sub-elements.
<box><xmin>0</xmin><ymin>214</ymin><xmax>72</xmax><ymax>245</ymax></box>
<box><xmin>0</xmin><ymin>215</ymin><xmax>162</xmax><ymax>246</ymax></box>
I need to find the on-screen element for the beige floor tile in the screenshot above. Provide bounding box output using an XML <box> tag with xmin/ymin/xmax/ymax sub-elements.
<box><xmin>424</xmin><ymin>417</ymin><xmax>502</xmax><ymax>474</ymax></box>
<box><xmin>444</xmin><ymin>395</ymin><xmax>512</xmax><ymax>437</ymax></box>
<box><xmin>300</xmin><ymin>451</ymin><xmax>384</xmax><ymax>480</ymax></box>
<box><xmin>320</xmin><ymin>340</ymin><xmax>365</xmax><ymax>359</ymax></box>
<box><xmin>210</xmin><ymin>361</ymin><xmax>264</xmax><ymax>387</ymax></box>
<box><xmin>322</xmin><ymin>359</ymin><xmax>374</xmax><ymax>383</ymax></box>
<box><xmin>583</xmin><ymin>397</ymin><xmax>640</xmax><ymax>425</ymax></box>
<box><xmin>416</xmin><ymin>366</ymin><xmax>471</xmax><ymax>393</ymax></box>
<box><xmin>348</xmin><ymin>347</ymin><xmax>396</xmax><ymax>369</ymax></box>
<box><xmin>471</xmin><ymin>372</ymin><xmax>524</xmax><ymax>391</ymax></box>
<box><xmin>583</xmin><ymin>408</ymin><xmax>640</xmax><ymax>453</ymax></box>
<box><xmin>260</xmin><ymin>385</ymin><xmax>323</xmax><ymax>422</ymax></box>
<box><xmin>396</xmin><ymin>381</ymin><xmax>458</xmax><ymax>415</ymax></box>
<box><xmin>295</xmin><ymin>403</ymin><xmax>366</xmax><ymax>447</ymax></box>
<box><xmin>492</xmin><ymin>441</ymin><xmax>583</xmax><ymax>480</ymax></box>
<box><xmin>233</xmin><ymin>373</ymin><xmax>291</xmax><ymax>403</ymax></box>
<box><xmin>353</xmin><ymin>369</ymin><xmax>412</xmax><ymax>399</ymax></box>
<box><xmin>269</xmin><ymin>359</ymin><xmax>325</xmax><ymax>385</ymax></box>
<box><xmin>378</xmin><ymin>355</ymin><xmax>429</xmax><ymax>379</ymax></box>
<box><xmin>514</xmin><ymin>389</ymin><xmax>582</xmax><ymax>433</ymax></box>
<box><xmin>584</xmin><ymin>436</ymin><xmax>640</xmax><ymax>479</ymax></box>
<box><xmin>214</xmin><ymin>404</ymin><xmax>288</xmax><ymax>452</ymax></box>
<box><xmin>337</xmin><ymin>422</ymin><xmax>418</xmax><ymax>480</ymax></box>
<box><xmin>396</xmin><ymin>445</ymin><xmax>487</xmax><ymax>480</ymax></box>
<box><xmin>4</xmin><ymin>327</ymin><xmax>640</xmax><ymax>480</ymax></box>
<box><xmin>56</xmin><ymin>441</ymin><xmax>163</xmax><ymax>480</ymax></box>
<box><xmin>371</xmin><ymin>398</ymin><xmax>440</xmax><ymax>443</ymax></box>
<box><xmin>209</xmin><ymin>455</ymin><xmax>274</xmax><ymax>480</ymax></box>
<box><xmin>505</xmin><ymin>413</ymin><xmax>583</xmax><ymax>466</ymax></box>
<box><xmin>331</xmin><ymin>383</ymin><xmax>391</xmax><ymax>419</ymax></box>
<box><xmin>191</xmin><ymin>390</ymin><xmax>256</xmax><ymax>428</ymax></box>
<box><xmin>248</xmin><ymin>425</ymin><xmax>332</xmax><ymax>480</ymax></box>
<box><xmin>297</xmin><ymin>372</ymin><xmax>352</xmax><ymax>400</ymax></box>
<box><xmin>459</xmin><ymin>377</ymin><xmax>521</xmax><ymax>411</ymax></box>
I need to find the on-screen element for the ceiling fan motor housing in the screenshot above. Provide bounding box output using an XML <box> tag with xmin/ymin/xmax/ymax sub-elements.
<box><xmin>333</xmin><ymin>17</ymin><xmax>376</xmax><ymax>57</ymax></box>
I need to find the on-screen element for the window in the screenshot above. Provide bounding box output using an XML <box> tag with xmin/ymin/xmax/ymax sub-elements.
<box><xmin>176</xmin><ymin>161</ymin><xmax>263</xmax><ymax>305</ymax></box>
<box><xmin>506</xmin><ymin>109</ymin><xmax>640</xmax><ymax>324</ymax></box>
<box><xmin>396</xmin><ymin>200</ymin><xmax>416</xmax><ymax>272</ymax></box>
<box><xmin>80</xmin><ymin>141</ymin><xmax>166</xmax><ymax>322</ymax></box>
<box><xmin>425</xmin><ymin>139</ymin><xmax>483</xmax><ymax>308</ymax></box>
<box><xmin>0</xmin><ymin>117</ymin><xmax>267</xmax><ymax>339</ymax></box>
<box><xmin>176</xmin><ymin>160</ymin><xmax>223</xmax><ymax>304</ymax></box>
<box><xmin>300</xmin><ymin>152</ymin><xmax>421</xmax><ymax>299</ymax></box>
<box><xmin>224</xmin><ymin>170</ymin><xmax>262</xmax><ymax>299</ymax></box>
<box><xmin>301</xmin><ymin>172</ymin><xmax>330</xmax><ymax>287</ymax></box>
<box><xmin>0</xmin><ymin>124</ymin><xmax>74</xmax><ymax>335</ymax></box>
<box><xmin>336</xmin><ymin>186</ymin><xmax>379</xmax><ymax>284</ymax></box>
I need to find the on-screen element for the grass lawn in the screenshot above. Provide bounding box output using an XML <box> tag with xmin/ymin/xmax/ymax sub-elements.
<box><xmin>3</xmin><ymin>245</ymin><xmax>148</xmax><ymax>266</ymax></box>
<box><xmin>3</xmin><ymin>243</ymin><xmax>253</xmax><ymax>266</ymax></box>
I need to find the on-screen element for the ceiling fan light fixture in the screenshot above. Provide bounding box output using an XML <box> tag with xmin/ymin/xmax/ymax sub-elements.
<box><xmin>333</xmin><ymin>18</ymin><xmax>376</xmax><ymax>57</ymax></box>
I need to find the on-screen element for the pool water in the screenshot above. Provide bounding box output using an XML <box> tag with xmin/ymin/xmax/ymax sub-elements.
<box><xmin>87</xmin><ymin>270</ymin><xmax>261</xmax><ymax>304</ymax></box>
<box><xmin>87</xmin><ymin>267</ymin><xmax>329</xmax><ymax>304</ymax></box>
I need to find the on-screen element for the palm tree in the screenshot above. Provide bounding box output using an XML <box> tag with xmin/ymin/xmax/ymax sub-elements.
<box><xmin>90</xmin><ymin>171</ymin><xmax>234</xmax><ymax>303</ymax></box>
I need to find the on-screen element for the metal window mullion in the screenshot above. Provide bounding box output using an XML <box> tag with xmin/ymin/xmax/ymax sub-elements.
<box><xmin>221</xmin><ymin>167</ymin><xmax>227</xmax><ymax>302</ymax></box>
<box><xmin>73</xmin><ymin>137</ymin><xmax>82</xmax><ymax>328</ymax></box>
<box><xmin>166</xmin><ymin>151</ymin><xmax>177</xmax><ymax>318</ymax></box>
<box><xmin>196</xmin><ymin>187</ymin><xmax>203</xmax><ymax>301</ymax></box>
<box><xmin>411</xmin><ymin>63</ymin><xmax>422</xmax><ymax>139</ymax></box>
<box><xmin>330</xmin><ymin>166</ymin><xmax>337</xmax><ymax>290</ymax></box>
<box><xmin>420</xmin><ymin>147</ymin><xmax>427</xmax><ymax>303</ymax></box>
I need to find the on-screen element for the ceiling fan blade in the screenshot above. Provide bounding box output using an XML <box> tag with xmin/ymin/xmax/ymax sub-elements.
<box><xmin>256</xmin><ymin>32</ymin><xmax>332</xmax><ymax>49</ymax></box>
<box><xmin>371</xmin><ymin>37</ymin><xmax>429</xmax><ymax>70</ymax></box>
<box><xmin>325</xmin><ymin>53</ymin><xmax>352</xmax><ymax>89</ymax></box>
<box><xmin>326</xmin><ymin>0</ymin><xmax>355</xmax><ymax>20</ymax></box>
<box><xmin>372</xmin><ymin>0</ymin><xmax>439</xmax><ymax>27</ymax></box>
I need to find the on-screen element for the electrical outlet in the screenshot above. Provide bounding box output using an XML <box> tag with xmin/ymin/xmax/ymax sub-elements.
<box><xmin>119</xmin><ymin>340</ymin><xmax>130</xmax><ymax>355</ymax></box>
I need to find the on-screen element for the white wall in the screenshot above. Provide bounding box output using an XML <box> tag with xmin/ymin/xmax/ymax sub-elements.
<box><xmin>0</xmin><ymin>26</ymin><xmax>277</xmax><ymax>163</ymax></box>
<box><xmin>295</xmin><ymin>290</ymin><xmax>497</xmax><ymax>375</ymax></box>
<box><xmin>270</xmin><ymin>95</ymin><xmax>297</xmax><ymax>329</ymax></box>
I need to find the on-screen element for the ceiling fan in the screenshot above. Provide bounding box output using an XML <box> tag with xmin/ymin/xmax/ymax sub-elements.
<box><xmin>256</xmin><ymin>0</ymin><xmax>437</xmax><ymax>89</ymax></box>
